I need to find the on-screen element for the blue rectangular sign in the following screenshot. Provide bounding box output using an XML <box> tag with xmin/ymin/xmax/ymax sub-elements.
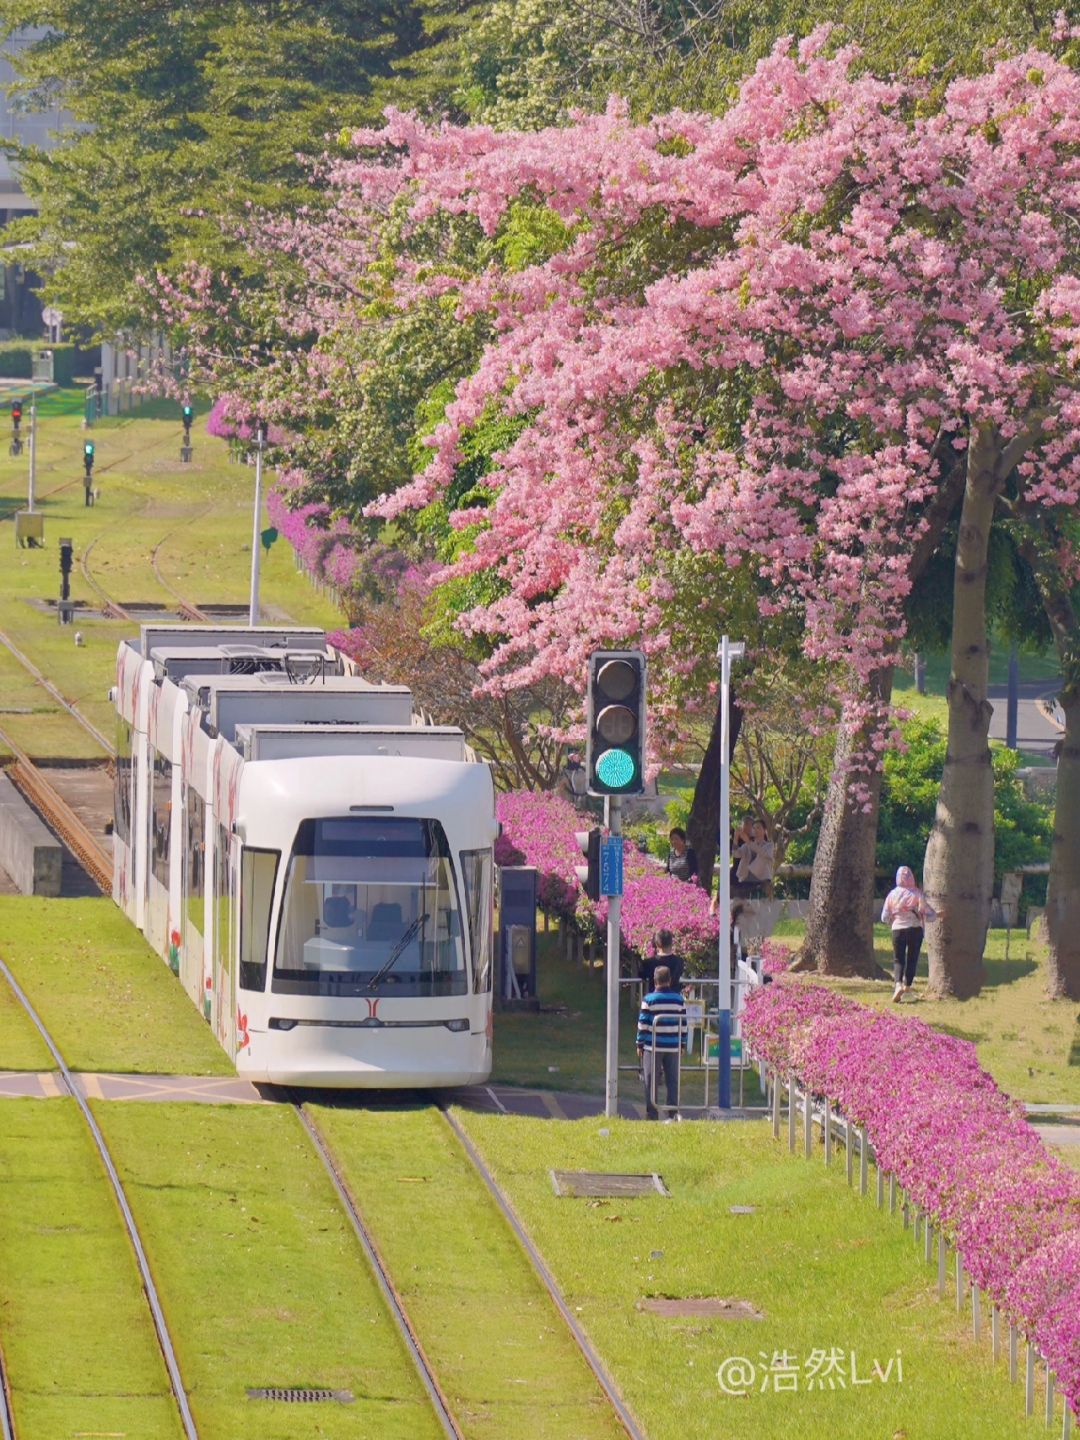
<box><xmin>600</xmin><ymin>837</ymin><xmax>624</xmax><ymax>897</ymax></box>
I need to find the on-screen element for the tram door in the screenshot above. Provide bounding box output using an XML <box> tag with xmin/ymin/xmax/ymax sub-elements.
<box><xmin>212</xmin><ymin>825</ymin><xmax>238</xmax><ymax>1056</ymax></box>
<box><xmin>180</xmin><ymin>788</ymin><xmax>206</xmax><ymax>1008</ymax></box>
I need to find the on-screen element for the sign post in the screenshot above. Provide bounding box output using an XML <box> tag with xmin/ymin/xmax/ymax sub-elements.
<box><xmin>604</xmin><ymin>796</ymin><xmax>623</xmax><ymax>1118</ymax></box>
<box><xmin>716</xmin><ymin>634</ymin><xmax>745</xmax><ymax>1110</ymax></box>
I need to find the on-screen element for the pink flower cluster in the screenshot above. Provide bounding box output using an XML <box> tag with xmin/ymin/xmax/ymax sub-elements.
<box><xmin>741</xmin><ymin>984</ymin><xmax>1080</xmax><ymax>1413</ymax></box>
<box><xmin>495</xmin><ymin>790</ymin><xmax>720</xmax><ymax>966</ymax></box>
<box><xmin>759</xmin><ymin>939</ymin><xmax>793</xmax><ymax>975</ymax></box>
<box><xmin>265</xmin><ymin>472</ymin><xmax>359</xmax><ymax>592</ymax></box>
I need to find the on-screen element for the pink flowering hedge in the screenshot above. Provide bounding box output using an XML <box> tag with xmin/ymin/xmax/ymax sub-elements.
<box><xmin>495</xmin><ymin>789</ymin><xmax>720</xmax><ymax>968</ymax></box>
<box><xmin>759</xmin><ymin>939</ymin><xmax>793</xmax><ymax>975</ymax></box>
<box><xmin>741</xmin><ymin>984</ymin><xmax>1080</xmax><ymax>1414</ymax></box>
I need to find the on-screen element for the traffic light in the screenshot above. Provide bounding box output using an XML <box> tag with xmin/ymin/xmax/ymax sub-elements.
<box><xmin>11</xmin><ymin>400</ymin><xmax>22</xmax><ymax>428</ymax></box>
<box><xmin>59</xmin><ymin>539</ymin><xmax>73</xmax><ymax>577</ymax></box>
<box><xmin>585</xmin><ymin>650</ymin><xmax>647</xmax><ymax>796</ymax></box>
<box><xmin>575</xmin><ymin>827</ymin><xmax>602</xmax><ymax>902</ymax></box>
<box><xmin>182</xmin><ymin>403</ymin><xmax>194</xmax><ymax>429</ymax></box>
<box><xmin>83</xmin><ymin>440</ymin><xmax>95</xmax><ymax>476</ymax></box>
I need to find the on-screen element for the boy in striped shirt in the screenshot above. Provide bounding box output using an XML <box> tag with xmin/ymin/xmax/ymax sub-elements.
<box><xmin>637</xmin><ymin>965</ymin><xmax>685</xmax><ymax>1120</ymax></box>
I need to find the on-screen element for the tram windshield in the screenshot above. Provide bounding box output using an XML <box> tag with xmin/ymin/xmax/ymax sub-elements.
<box><xmin>272</xmin><ymin>815</ymin><xmax>467</xmax><ymax>996</ymax></box>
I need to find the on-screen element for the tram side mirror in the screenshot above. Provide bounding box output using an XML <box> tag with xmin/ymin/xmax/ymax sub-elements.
<box><xmin>103</xmin><ymin>818</ymin><xmax>114</xmax><ymax>836</ymax></box>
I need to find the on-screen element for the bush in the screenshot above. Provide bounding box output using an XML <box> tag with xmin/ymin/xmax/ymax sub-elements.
<box><xmin>0</xmin><ymin>340</ymin><xmax>81</xmax><ymax>386</ymax></box>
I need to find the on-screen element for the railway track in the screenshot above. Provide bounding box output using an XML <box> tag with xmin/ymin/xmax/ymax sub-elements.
<box><xmin>0</xmin><ymin>955</ymin><xmax>199</xmax><ymax>1439</ymax></box>
<box><xmin>150</xmin><ymin>508</ymin><xmax>215</xmax><ymax>622</ymax></box>
<box><xmin>292</xmin><ymin>1096</ymin><xmax>465</xmax><ymax>1439</ymax></box>
<box><xmin>0</xmin><ymin>721</ymin><xmax>112</xmax><ymax>892</ymax></box>
<box><xmin>434</xmin><ymin>1100</ymin><xmax>645</xmax><ymax>1440</ymax></box>
<box><xmin>0</xmin><ymin>627</ymin><xmax>114</xmax><ymax>756</ymax></box>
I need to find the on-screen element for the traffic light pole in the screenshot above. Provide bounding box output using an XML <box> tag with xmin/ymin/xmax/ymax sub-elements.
<box><xmin>716</xmin><ymin>634</ymin><xmax>744</xmax><ymax>1111</ymax></box>
<box><xmin>605</xmin><ymin>794</ymin><xmax>622</xmax><ymax>1119</ymax></box>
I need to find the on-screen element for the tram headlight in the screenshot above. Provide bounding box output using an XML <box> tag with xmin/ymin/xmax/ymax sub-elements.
<box><xmin>444</xmin><ymin>1018</ymin><xmax>470</xmax><ymax>1032</ymax></box>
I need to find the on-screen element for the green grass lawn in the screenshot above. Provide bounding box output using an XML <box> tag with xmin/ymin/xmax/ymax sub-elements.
<box><xmin>0</xmin><ymin>393</ymin><xmax>343</xmax><ymax>758</ymax></box>
<box><xmin>459</xmin><ymin>1111</ymin><xmax>1056</xmax><ymax>1440</ymax></box>
<box><xmin>0</xmin><ymin>1098</ymin><xmax>184</xmax><ymax>1438</ymax></box>
<box><xmin>0</xmin><ymin>960</ymin><xmax>52</xmax><ymax>1069</ymax></box>
<box><xmin>95</xmin><ymin>1102</ymin><xmax>446</xmax><ymax>1439</ymax></box>
<box><xmin>314</xmin><ymin>1101</ymin><xmax>627</xmax><ymax>1440</ymax></box>
<box><xmin>772</xmin><ymin>920</ymin><xmax>1080</xmax><ymax>1105</ymax></box>
<box><xmin>0</xmin><ymin>897</ymin><xmax>233</xmax><ymax>1074</ymax></box>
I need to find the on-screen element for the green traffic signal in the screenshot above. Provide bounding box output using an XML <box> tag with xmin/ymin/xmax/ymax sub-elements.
<box><xmin>182</xmin><ymin>404</ymin><xmax>194</xmax><ymax>424</ymax></box>
<box><xmin>595</xmin><ymin>747</ymin><xmax>637</xmax><ymax>790</ymax></box>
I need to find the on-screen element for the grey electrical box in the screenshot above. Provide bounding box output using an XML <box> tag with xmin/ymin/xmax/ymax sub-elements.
<box><xmin>500</xmin><ymin>865</ymin><xmax>537</xmax><ymax>1003</ymax></box>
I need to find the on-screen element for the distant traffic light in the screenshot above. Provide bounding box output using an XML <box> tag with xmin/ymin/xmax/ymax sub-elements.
<box><xmin>11</xmin><ymin>400</ymin><xmax>22</xmax><ymax>427</ymax></box>
<box><xmin>585</xmin><ymin>651</ymin><xmax>647</xmax><ymax>796</ymax></box>
<box><xmin>182</xmin><ymin>403</ymin><xmax>194</xmax><ymax>428</ymax></box>
<box><xmin>575</xmin><ymin>827</ymin><xmax>602</xmax><ymax>903</ymax></box>
<box><xmin>83</xmin><ymin>440</ymin><xmax>95</xmax><ymax>477</ymax></box>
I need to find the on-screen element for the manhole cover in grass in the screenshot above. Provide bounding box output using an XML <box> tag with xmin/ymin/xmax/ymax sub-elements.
<box><xmin>638</xmin><ymin>1298</ymin><xmax>764</xmax><ymax>1319</ymax></box>
<box><xmin>247</xmin><ymin>1388</ymin><xmax>355</xmax><ymax>1403</ymax></box>
<box><xmin>729</xmin><ymin>1205</ymin><xmax>756</xmax><ymax>1215</ymax></box>
<box><xmin>551</xmin><ymin>1170</ymin><xmax>669</xmax><ymax>1198</ymax></box>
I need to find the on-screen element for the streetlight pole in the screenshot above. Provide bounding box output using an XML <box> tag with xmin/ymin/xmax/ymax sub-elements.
<box><xmin>27</xmin><ymin>383</ymin><xmax>36</xmax><ymax>513</ymax></box>
<box><xmin>716</xmin><ymin>634</ymin><xmax>744</xmax><ymax>1110</ymax></box>
<box><xmin>248</xmin><ymin>420</ymin><xmax>268</xmax><ymax>626</ymax></box>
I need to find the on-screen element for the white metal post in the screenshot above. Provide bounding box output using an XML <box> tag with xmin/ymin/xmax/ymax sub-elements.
<box><xmin>27</xmin><ymin>388</ymin><xmax>36</xmax><ymax>512</ymax></box>
<box><xmin>716</xmin><ymin>634</ymin><xmax>744</xmax><ymax>1109</ymax></box>
<box><xmin>605</xmin><ymin>795</ymin><xmax>622</xmax><ymax>1118</ymax></box>
<box><xmin>249</xmin><ymin>426</ymin><xmax>266</xmax><ymax>625</ymax></box>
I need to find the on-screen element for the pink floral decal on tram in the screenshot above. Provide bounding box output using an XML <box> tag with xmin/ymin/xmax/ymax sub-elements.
<box><xmin>168</xmin><ymin>928</ymin><xmax>181</xmax><ymax>975</ymax></box>
<box><xmin>236</xmin><ymin>1007</ymin><xmax>250</xmax><ymax>1052</ymax></box>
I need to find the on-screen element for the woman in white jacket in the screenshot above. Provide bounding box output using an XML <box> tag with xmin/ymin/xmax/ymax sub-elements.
<box><xmin>881</xmin><ymin>866</ymin><xmax>936</xmax><ymax>1002</ymax></box>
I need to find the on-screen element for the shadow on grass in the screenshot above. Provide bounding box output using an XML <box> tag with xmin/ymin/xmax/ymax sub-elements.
<box><xmin>982</xmin><ymin>953</ymin><xmax>1038</xmax><ymax>987</ymax></box>
<box><xmin>1070</xmin><ymin>1029</ymin><xmax>1080</xmax><ymax>1069</ymax></box>
<box><xmin>931</xmin><ymin>1022</ymin><xmax>987</xmax><ymax>1045</ymax></box>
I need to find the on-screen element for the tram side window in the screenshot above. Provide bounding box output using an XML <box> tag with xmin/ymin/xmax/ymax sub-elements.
<box><xmin>460</xmin><ymin>848</ymin><xmax>493</xmax><ymax>994</ymax></box>
<box><xmin>186</xmin><ymin>790</ymin><xmax>205</xmax><ymax>936</ymax></box>
<box><xmin>150</xmin><ymin>753</ymin><xmax>172</xmax><ymax>887</ymax></box>
<box><xmin>240</xmin><ymin>848</ymin><xmax>278</xmax><ymax>991</ymax></box>
<box><xmin>114</xmin><ymin>721</ymin><xmax>132</xmax><ymax>844</ymax></box>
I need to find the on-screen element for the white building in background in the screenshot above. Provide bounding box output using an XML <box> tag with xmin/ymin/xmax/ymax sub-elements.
<box><xmin>0</xmin><ymin>27</ymin><xmax>75</xmax><ymax>334</ymax></box>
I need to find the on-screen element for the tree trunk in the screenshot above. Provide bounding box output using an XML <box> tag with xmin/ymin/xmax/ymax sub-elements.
<box><xmin>923</xmin><ymin>427</ymin><xmax>1000</xmax><ymax>998</ymax></box>
<box><xmin>687</xmin><ymin>687</ymin><xmax>742</xmax><ymax>895</ymax></box>
<box><xmin>1045</xmin><ymin>695</ymin><xmax>1080</xmax><ymax>997</ymax></box>
<box><xmin>795</xmin><ymin>666</ymin><xmax>893</xmax><ymax>977</ymax></box>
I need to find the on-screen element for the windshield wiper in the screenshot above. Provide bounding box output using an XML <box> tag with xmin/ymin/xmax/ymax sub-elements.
<box><xmin>367</xmin><ymin>917</ymin><xmax>423</xmax><ymax>990</ymax></box>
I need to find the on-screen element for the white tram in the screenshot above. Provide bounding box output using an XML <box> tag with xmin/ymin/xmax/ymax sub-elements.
<box><xmin>112</xmin><ymin>626</ymin><xmax>495</xmax><ymax>1086</ymax></box>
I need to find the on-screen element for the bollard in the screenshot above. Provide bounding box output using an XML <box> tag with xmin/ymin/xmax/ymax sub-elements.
<box><xmin>823</xmin><ymin>1098</ymin><xmax>832</xmax><ymax>1165</ymax></box>
<box><xmin>804</xmin><ymin>1087</ymin><xmax>813</xmax><ymax>1159</ymax></box>
<box><xmin>859</xmin><ymin>1127</ymin><xmax>868</xmax><ymax>1195</ymax></box>
<box><xmin>771</xmin><ymin>1074</ymin><xmax>781</xmax><ymax>1140</ymax></box>
<box><xmin>1010</xmin><ymin>1325</ymin><xmax>1018</xmax><ymax>1384</ymax></box>
<box><xmin>1026</xmin><ymin>1342</ymin><xmax>1035</xmax><ymax>1416</ymax></box>
<box><xmin>937</xmin><ymin>1234</ymin><xmax>946</xmax><ymax>1297</ymax></box>
<box><xmin>788</xmin><ymin>1075</ymin><xmax>796</xmax><ymax>1153</ymax></box>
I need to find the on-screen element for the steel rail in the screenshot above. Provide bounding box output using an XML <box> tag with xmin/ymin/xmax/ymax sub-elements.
<box><xmin>435</xmin><ymin>1100</ymin><xmax>646</xmax><ymax>1440</ymax></box>
<box><xmin>292</xmin><ymin>1098</ymin><xmax>464</xmax><ymax>1440</ymax></box>
<box><xmin>0</xmin><ymin>1332</ymin><xmax>14</xmax><ymax>1440</ymax></box>
<box><xmin>149</xmin><ymin>510</ymin><xmax>215</xmax><ymax>623</ymax></box>
<box><xmin>0</xmin><ymin>723</ymin><xmax>112</xmax><ymax>893</ymax></box>
<box><xmin>0</xmin><ymin>955</ymin><xmax>199</xmax><ymax>1440</ymax></box>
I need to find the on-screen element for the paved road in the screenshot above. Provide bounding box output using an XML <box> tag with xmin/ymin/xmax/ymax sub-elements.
<box><xmin>986</xmin><ymin>677</ymin><xmax>1062</xmax><ymax>757</ymax></box>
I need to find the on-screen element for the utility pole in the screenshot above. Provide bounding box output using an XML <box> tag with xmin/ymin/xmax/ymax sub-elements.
<box><xmin>249</xmin><ymin>420</ymin><xmax>268</xmax><ymax>626</ymax></box>
<box><xmin>716</xmin><ymin>634</ymin><xmax>745</xmax><ymax>1111</ymax></box>
<box><xmin>27</xmin><ymin>390</ymin><xmax>36</xmax><ymax>512</ymax></box>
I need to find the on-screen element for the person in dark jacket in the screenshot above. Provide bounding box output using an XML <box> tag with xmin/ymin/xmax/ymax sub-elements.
<box><xmin>639</xmin><ymin>929</ymin><xmax>685</xmax><ymax>992</ymax></box>
<box><xmin>665</xmin><ymin>827</ymin><xmax>699</xmax><ymax>885</ymax></box>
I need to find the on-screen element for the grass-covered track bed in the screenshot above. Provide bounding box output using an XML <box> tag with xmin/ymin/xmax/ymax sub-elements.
<box><xmin>459</xmin><ymin>1112</ymin><xmax>1049</xmax><ymax>1440</ymax></box>
<box><xmin>0</xmin><ymin>897</ymin><xmax>233</xmax><ymax>1074</ymax></box>
<box><xmin>0</xmin><ymin>1098</ymin><xmax>184</xmax><ymax>1437</ymax></box>
<box><xmin>314</xmin><ymin>1100</ymin><xmax>629</xmax><ymax>1440</ymax></box>
<box><xmin>94</xmin><ymin>1101</ymin><xmax>446</xmax><ymax>1439</ymax></box>
<box><xmin>0</xmin><ymin>964</ymin><xmax>52</xmax><ymax>1070</ymax></box>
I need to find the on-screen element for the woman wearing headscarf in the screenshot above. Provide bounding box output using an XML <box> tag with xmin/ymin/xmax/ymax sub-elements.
<box><xmin>881</xmin><ymin>866</ymin><xmax>936</xmax><ymax>1002</ymax></box>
